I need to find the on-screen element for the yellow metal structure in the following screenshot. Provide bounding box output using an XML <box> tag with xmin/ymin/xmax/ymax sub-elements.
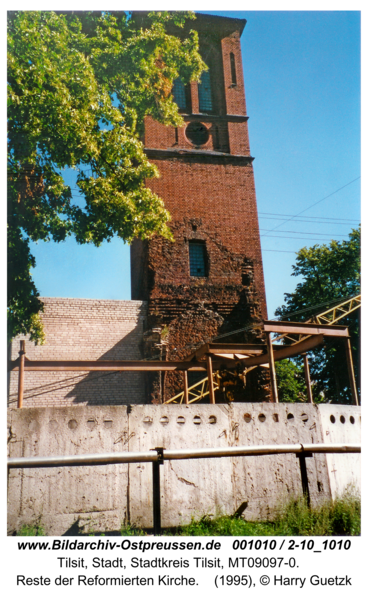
<box><xmin>165</xmin><ymin>376</ymin><xmax>220</xmax><ymax>404</ymax></box>
<box><xmin>274</xmin><ymin>294</ymin><xmax>361</xmax><ymax>344</ymax></box>
<box><xmin>164</xmin><ymin>294</ymin><xmax>361</xmax><ymax>405</ymax></box>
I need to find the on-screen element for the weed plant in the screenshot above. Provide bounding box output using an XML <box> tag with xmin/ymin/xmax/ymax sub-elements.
<box><xmin>16</xmin><ymin>524</ymin><xmax>45</xmax><ymax>536</ymax></box>
<box><xmin>165</xmin><ymin>492</ymin><xmax>360</xmax><ymax>537</ymax></box>
<box><xmin>14</xmin><ymin>491</ymin><xmax>360</xmax><ymax>537</ymax></box>
<box><xmin>123</xmin><ymin>491</ymin><xmax>360</xmax><ymax>537</ymax></box>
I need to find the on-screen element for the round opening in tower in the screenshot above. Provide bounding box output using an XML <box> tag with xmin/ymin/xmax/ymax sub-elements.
<box><xmin>185</xmin><ymin>121</ymin><xmax>209</xmax><ymax>146</ymax></box>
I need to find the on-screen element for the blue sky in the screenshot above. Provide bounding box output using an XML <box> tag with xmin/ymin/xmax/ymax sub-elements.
<box><xmin>28</xmin><ymin>10</ymin><xmax>361</xmax><ymax>318</ymax></box>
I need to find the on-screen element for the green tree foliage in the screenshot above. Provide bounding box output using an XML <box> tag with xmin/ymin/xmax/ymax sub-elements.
<box><xmin>8</xmin><ymin>10</ymin><xmax>206</xmax><ymax>342</ymax></box>
<box><xmin>275</xmin><ymin>359</ymin><xmax>307</xmax><ymax>403</ymax></box>
<box><xmin>275</xmin><ymin>228</ymin><xmax>360</xmax><ymax>404</ymax></box>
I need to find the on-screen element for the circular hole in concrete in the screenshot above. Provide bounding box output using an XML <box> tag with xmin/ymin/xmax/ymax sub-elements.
<box><xmin>273</xmin><ymin>414</ymin><xmax>279</xmax><ymax>423</ymax></box>
<box><xmin>193</xmin><ymin>415</ymin><xmax>202</xmax><ymax>425</ymax></box>
<box><xmin>350</xmin><ymin>416</ymin><xmax>355</xmax><ymax>424</ymax></box>
<box><xmin>103</xmin><ymin>420</ymin><xmax>113</xmax><ymax>429</ymax></box>
<box><xmin>244</xmin><ymin>413</ymin><xmax>252</xmax><ymax>423</ymax></box>
<box><xmin>160</xmin><ymin>416</ymin><xmax>169</xmax><ymax>426</ymax></box>
<box><xmin>301</xmin><ymin>413</ymin><xmax>309</xmax><ymax>422</ymax></box>
<box><xmin>330</xmin><ymin>415</ymin><xmax>336</xmax><ymax>424</ymax></box>
<box><xmin>68</xmin><ymin>419</ymin><xmax>78</xmax><ymax>430</ymax></box>
<box><xmin>87</xmin><ymin>419</ymin><xmax>96</xmax><ymax>430</ymax></box>
<box><xmin>209</xmin><ymin>415</ymin><xmax>217</xmax><ymax>424</ymax></box>
<box><xmin>287</xmin><ymin>413</ymin><xmax>294</xmax><ymax>421</ymax></box>
<box><xmin>258</xmin><ymin>413</ymin><xmax>266</xmax><ymax>422</ymax></box>
<box><xmin>143</xmin><ymin>416</ymin><xmax>153</xmax><ymax>425</ymax></box>
<box><xmin>48</xmin><ymin>420</ymin><xmax>58</xmax><ymax>432</ymax></box>
<box><xmin>177</xmin><ymin>416</ymin><xmax>186</xmax><ymax>425</ymax></box>
<box><xmin>340</xmin><ymin>415</ymin><xmax>346</xmax><ymax>424</ymax></box>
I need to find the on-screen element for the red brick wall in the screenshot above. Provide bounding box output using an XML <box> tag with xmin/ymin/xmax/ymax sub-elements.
<box><xmin>131</xmin><ymin>14</ymin><xmax>269</xmax><ymax>403</ymax></box>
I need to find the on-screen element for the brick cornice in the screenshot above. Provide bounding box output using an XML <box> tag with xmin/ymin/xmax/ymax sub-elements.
<box><xmin>180</xmin><ymin>114</ymin><xmax>249</xmax><ymax>123</ymax></box>
<box><xmin>144</xmin><ymin>148</ymin><xmax>254</xmax><ymax>165</ymax></box>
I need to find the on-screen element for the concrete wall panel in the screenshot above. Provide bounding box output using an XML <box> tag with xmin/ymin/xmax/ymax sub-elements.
<box><xmin>8</xmin><ymin>403</ymin><xmax>361</xmax><ymax>535</ymax></box>
<box><xmin>229</xmin><ymin>403</ymin><xmax>332</xmax><ymax>519</ymax></box>
<box><xmin>128</xmin><ymin>404</ymin><xmax>233</xmax><ymax>528</ymax></box>
<box><xmin>318</xmin><ymin>405</ymin><xmax>361</xmax><ymax>498</ymax></box>
<box><xmin>8</xmin><ymin>406</ymin><xmax>129</xmax><ymax>535</ymax></box>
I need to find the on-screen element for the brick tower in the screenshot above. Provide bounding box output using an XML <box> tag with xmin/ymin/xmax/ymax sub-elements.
<box><xmin>131</xmin><ymin>13</ymin><xmax>269</xmax><ymax>403</ymax></box>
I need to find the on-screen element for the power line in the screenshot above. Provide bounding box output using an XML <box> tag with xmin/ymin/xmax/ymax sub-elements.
<box><xmin>260</xmin><ymin>229</ymin><xmax>349</xmax><ymax>237</ymax></box>
<box><xmin>262</xmin><ymin>249</ymin><xmax>297</xmax><ymax>254</ymax></box>
<box><xmin>259</xmin><ymin>215</ymin><xmax>360</xmax><ymax>225</ymax></box>
<box><xmin>261</xmin><ymin>176</ymin><xmax>361</xmax><ymax>238</ymax></box>
<box><xmin>259</xmin><ymin>212</ymin><xmax>360</xmax><ymax>223</ymax></box>
<box><xmin>261</xmin><ymin>234</ymin><xmax>352</xmax><ymax>242</ymax></box>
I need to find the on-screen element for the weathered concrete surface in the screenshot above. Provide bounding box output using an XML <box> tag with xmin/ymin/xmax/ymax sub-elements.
<box><xmin>318</xmin><ymin>405</ymin><xmax>361</xmax><ymax>498</ymax></box>
<box><xmin>229</xmin><ymin>403</ymin><xmax>332</xmax><ymax>520</ymax></box>
<box><xmin>7</xmin><ymin>403</ymin><xmax>361</xmax><ymax>535</ymax></box>
<box><xmin>8</xmin><ymin>406</ymin><xmax>129</xmax><ymax>535</ymax></box>
<box><xmin>129</xmin><ymin>404</ymin><xmax>233</xmax><ymax>528</ymax></box>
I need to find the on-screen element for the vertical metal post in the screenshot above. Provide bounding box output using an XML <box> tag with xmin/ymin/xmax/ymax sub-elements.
<box><xmin>152</xmin><ymin>448</ymin><xmax>164</xmax><ymax>535</ymax></box>
<box><xmin>18</xmin><ymin>340</ymin><xmax>25</xmax><ymax>409</ymax></box>
<box><xmin>206</xmin><ymin>355</ymin><xmax>216</xmax><ymax>404</ymax></box>
<box><xmin>302</xmin><ymin>353</ymin><xmax>314</xmax><ymax>404</ymax></box>
<box><xmin>183</xmin><ymin>371</ymin><xmax>189</xmax><ymax>405</ymax></box>
<box><xmin>298</xmin><ymin>452</ymin><xmax>312</xmax><ymax>507</ymax></box>
<box><xmin>266</xmin><ymin>332</ymin><xmax>278</xmax><ymax>403</ymax></box>
<box><xmin>344</xmin><ymin>338</ymin><xmax>359</xmax><ymax>405</ymax></box>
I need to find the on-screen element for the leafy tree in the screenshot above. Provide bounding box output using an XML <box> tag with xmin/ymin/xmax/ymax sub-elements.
<box><xmin>275</xmin><ymin>360</ymin><xmax>307</xmax><ymax>403</ymax></box>
<box><xmin>8</xmin><ymin>10</ymin><xmax>205</xmax><ymax>343</ymax></box>
<box><xmin>275</xmin><ymin>228</ymin><xmax>360</xmax><ymax>404</ymax></box>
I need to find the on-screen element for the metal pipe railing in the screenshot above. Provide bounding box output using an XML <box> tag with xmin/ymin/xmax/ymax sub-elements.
<box><xmin>7</xmin><ymin>443</ymin><xmax>360</xmax><ymax>469</ymax></box>
<box><xmin>8</xmin><ymin>443</ymin><xmax>361</xmax><ymax>535</ymax></box>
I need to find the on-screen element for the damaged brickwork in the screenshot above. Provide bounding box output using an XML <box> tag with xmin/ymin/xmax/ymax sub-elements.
<box><xmin>131</xmin><ymin>14</ymin><xmax>270</xmax><ymax>403</ymax></box>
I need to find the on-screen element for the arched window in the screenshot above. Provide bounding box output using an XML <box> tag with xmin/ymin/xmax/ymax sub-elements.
<box><xmin>172</xmin><ymin>78</ymin><xmax>186</xmax><ymax>110</ymax></box>
<box><xmin>230</xmin><ymin>52</ymin><xmax>237</xmax><ymax>85</ymax></box>
<box><xmin>198</xmin><ymin>70</ymin><xmax>213</xmax><ymax>112</ymax></box>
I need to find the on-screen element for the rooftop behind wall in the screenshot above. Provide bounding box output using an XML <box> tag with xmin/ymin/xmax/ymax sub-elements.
<box><xmin>8</xmin><ymin>298</ymin><xmax>148</xmax><ymax>408</ymax></box>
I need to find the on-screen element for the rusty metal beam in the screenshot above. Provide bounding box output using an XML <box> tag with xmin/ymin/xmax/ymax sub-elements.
<box><xmin>193</xmin><ymin>343</ymin><xmax>268</xmax><ymax>360</ymax></box>
<box><xmin>344</xmin><ymin>338</ymin><xmax>359</xmax><ymax>406</ymax></box>
<box><xmin>17</xmin><ymin>341</ymin><xmax>25</xmax><ymax>408</ymax></box>
<box><xmin>241</xmin><ymin>334</ymin><xmax>324</xmax><ymax>368</ymax></box>
<box><xmin>263</xmin><ymin>320</ymin><xmax>349</xmax><ymax>337</ymax></box>
<box><xmin>302</xmin><ymin>354</ymin><xmax>314</xmax><ymax>404</ymax></box>
<box><xmin>11</xmin><ymin>360</ymin><xmax>209</xmax><ymax>372</ymax></box>
<box><xmin>206</xmin><ymin>355</ymin><xmax>216</xmax><ymax>404</ymax></box>
<box><xmin>183</xmin><ymin>371</ymin><xmax>189</xmax><ymax>405</ymax></box>
<box><xmin>266</xmin><ymin>332</ymin><xmax>278</xmax><ymax>403</ymax></box>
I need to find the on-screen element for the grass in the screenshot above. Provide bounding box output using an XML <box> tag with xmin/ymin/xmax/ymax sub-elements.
<box><xmin>15</xmin><ymin>492</ymin><xmax>360</xmax><ymax>537</ymax></box>
<box><xmin>16</xmin><ymin>523</ymin><xmax>45</xmax><ymax>536</ymax></box>
<box><xmin>121</xmin><ymin>491</ymin><xmax>361</xmax><ymax>537</ymax></box>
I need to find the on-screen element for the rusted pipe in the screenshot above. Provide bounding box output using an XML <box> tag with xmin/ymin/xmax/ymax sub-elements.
<box><xmin>302</xmin><ymin>353</ymin><xmax>314</xmax><ymax>404</ymax></box>
<box><xmin>17</xmin><ymin>341</ymin><xmax>25</xmax><ymax>408</ymax></box>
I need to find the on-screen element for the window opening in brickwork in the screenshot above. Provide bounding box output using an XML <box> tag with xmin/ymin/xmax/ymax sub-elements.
<box><xmin>230</xmin><ymin>52</ymin><xmax>237</xmax><ymax>85</ymax></box>
<box><xmin>172</xmin><ymin>77</ymin><xmax>187</xmax><ymax>110</ymax></box>
<box><xmin>189</xmin><ymin>241</ymin><xmax>207</xmax><ymax>277</ymax></box>
<box><xmin>198</xmin><ymin>70</ymin><xmax>213</xmax><ymax>112</ymax></box>
<box><xmin>185</xmin><ymin>122</ymin><xmax>209</xmax><ymax>146</ymax></box>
